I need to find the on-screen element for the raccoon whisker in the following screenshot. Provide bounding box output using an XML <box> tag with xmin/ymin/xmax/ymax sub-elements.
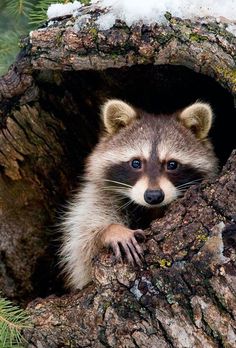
<box><xmin>176</xmin><ymin>179</ymin><xmax>202</xmax><ymax>189</ymax></box>
<box><xmin>102</xmin><ymin>185</ymin><xmax>129</xmax><ymax>190</ymax></box>
<box><xmin>118</xmin><ymin>199</ymin><xmax>133</xmax><ymax>211</ymax></box>
<box><xmin>120</xmin><ymin>201</ymin><xmax>133</xmax><ymax>211</ymax></box>
<box><xmin>103</xmin><ymin>179</ymin><xmax>132</xmax><ymax>188</ymax></box>
<box><xmin>176</xmin><ymin>185</ymin><xmax>192</xmax><ymax>191</ymax></box>
<box><xmin>100</xmin><ymin>188</ymin><xmax>130</xmax><ymax>202</ymax></box>
<box><xmin>177</xmin><ymin>188</ymin><xmax>188</xmax><ymax>194</ymax></box>
<box><xmin>132</xmin><ymin>202</ymin><xmax>144</xmax><ymax>214</ymax></box>
<box><xmin>101</xmin><ymin>187</ymin><xmax>129</xmax><ymax>195</ymax></box>
<box><xmin>177</xmin><ymin>179</ymin><xmax>202</xmax><ymax>188</ymax></box>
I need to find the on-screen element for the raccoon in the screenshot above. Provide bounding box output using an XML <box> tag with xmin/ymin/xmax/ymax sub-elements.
<box><xmin>60</xmin><ymin>99</ymin><xmax>218</xmax><ymax>290</ymax></box>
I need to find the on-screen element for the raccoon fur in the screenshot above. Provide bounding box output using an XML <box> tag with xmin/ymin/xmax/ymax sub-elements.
<box><xmin>60</xmin><ymin>99</ymin><xmax>218</xmax><ymax>290</ymax></box>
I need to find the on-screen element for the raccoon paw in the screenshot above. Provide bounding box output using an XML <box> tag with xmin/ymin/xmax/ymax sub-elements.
<box><xmin>102</xmin><ymin>224</ymin><xmax>145</xmax><ymax>266</ymax></box>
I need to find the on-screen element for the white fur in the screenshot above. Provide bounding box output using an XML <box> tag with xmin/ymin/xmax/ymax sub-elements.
<box><xmin>131</xmin><ymin>176</ymin><xmax>149</xmax><ymax>207</ymax></box>
<box><xmin>60</xmin><ymin>182</ymin><xmax>124</xmax><ymax>290</ymax></box>
<box><xmin>158</xmin><ymin>177</ymin><xmax>179</xmax><ymax>206</ymax></box>
<box><xmin>131</xmin><ymin>175</ymin><xmax>179</xmax><ymax>208</ymax></box>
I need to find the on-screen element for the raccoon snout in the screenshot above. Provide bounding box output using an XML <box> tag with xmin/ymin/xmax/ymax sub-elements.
<box><xmin>144</xmin><ymin>189</ymin><xmax>164</xmax><ymax>205</ymax></box>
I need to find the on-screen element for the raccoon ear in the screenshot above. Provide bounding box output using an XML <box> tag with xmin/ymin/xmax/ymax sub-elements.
<box><xmin>101</xmin><ymin>99</ymin><xmax>137</xmax><ymax>134</ymax></box>
<box><xmin>178</xmin><ymin>102</ymin><xmax>213</xmax><ymax>139</ymax></box>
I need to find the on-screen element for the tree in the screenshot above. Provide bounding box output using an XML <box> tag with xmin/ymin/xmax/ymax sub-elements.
<box><xmin>0</xmin><ymin>2</ymin><xmax>235</xmax><ymax>347</ymax></box>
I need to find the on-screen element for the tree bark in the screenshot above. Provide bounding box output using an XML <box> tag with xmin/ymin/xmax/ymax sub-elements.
<box><xmin>0</xmin><ymin>2</ymin><xmax>235</xmax><ymax>346</ymax></box>
<box><xmin>24</xmin><ymin>150</ymin><xmax>236</xmax><ymax>347</ymax></box>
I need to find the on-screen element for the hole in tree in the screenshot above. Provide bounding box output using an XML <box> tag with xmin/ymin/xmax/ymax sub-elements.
<box><xmin>33</xmin><ymin>64</ymin><xmax>236</xmax><ymax>298</ymax></box>
<box><xmin>38</xmin><ymin>64</ymin><xmax>236</xmax><ymax>175</ymax></box>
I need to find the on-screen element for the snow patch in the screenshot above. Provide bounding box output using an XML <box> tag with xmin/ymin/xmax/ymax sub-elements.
<box><xmin>227</xmin><ymin>23</ymin><xmax>236</xmax><ymax>35</ymax></box>
<box><xmin>47</xmin><ymin>1</ymin><xmax>236</xmax><ymax>31</ymax></box>
<box><xmin>47</xmin><ymin>1</ymin><xmax>82</xmax><ymax>20</ymax></box>
<box><xmin>96</xmin><ymin>12</ymin><xmax>116</xmax><ymax>31</ymax></box>
<box><xmin>92</xmin><ymin>0</ymin><xmax>236</xmax><ymax>29</ymax></box>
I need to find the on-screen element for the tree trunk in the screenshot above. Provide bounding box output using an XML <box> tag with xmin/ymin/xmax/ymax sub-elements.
<box><xmin>0</xmin><ymin>3</ymin><xmax>235</xmax><ymax>347</ymax></box>
<box><xmin>24</xmin><ymin>150</ymin><xmax>236</xmax><ymax>347</ymax></box>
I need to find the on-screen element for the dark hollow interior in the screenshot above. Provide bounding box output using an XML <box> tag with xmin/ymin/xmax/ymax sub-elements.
<box><xmin>38</xmin><ymin>63</ymin><xmax>236</xmax><ymax>178</ymax></box>
<box><xmin>33</xmin><ymin>64</ymin><xmax>236</xmax><ymax>298</ymax></box>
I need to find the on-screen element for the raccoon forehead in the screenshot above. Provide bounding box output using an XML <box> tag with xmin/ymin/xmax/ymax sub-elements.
<box><xmin>102</xmin><ymin>141</ymin><xmax>151</xmax><ymax>163</ymax></box>
<box><xmin>157</xmin><ymin>140</ymin><xmax>212</xmax><ymax>170</ymax></box>
<box><xmin>96</xmin><ymin>115</ymin><xmax>214</xmax><ymax>170</ymax></box>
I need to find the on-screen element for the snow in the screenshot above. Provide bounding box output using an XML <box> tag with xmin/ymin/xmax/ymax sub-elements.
<box><xmin>47</xmin><ymin>0</ymin><xmax>236</xmax><ymax>32</ymax></box>
<box><xmin>95</xmin><ymin>12</ymin><xmax>117</xmax><ymax>30</ymax></box>
<box><xmin>47</xmin><ymin>1</ymin><xmax>82</xmax><ymax>19</ymax></box>
<box><xmin>227</xmin><ymin>23</ymin><xmax>236</xmax><ymax>35</ymax></box>
<box><xmin>92</xmin><ymin>0</ymin><xmax>236</xmax><ymax>29</ymax></box>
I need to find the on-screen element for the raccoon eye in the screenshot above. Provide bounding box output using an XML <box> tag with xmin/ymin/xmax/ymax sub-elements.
<box><xmin>167</xmin><ymin>160</ymin><xmax>178</xmax><ymax>170</ymax></box>
<box><xmin>131</xmin><ymin>159</ymin><xmax>142</xmax><ymax>169</ymax></box>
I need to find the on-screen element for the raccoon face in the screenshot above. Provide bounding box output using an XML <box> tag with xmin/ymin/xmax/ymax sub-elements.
<box><xmin>90</xmin><ymin>99</ymin><xmax>218</xmax><ymax>208</ymax></box>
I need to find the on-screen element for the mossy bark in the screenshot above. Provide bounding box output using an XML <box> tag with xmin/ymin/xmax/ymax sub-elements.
<box><xmin>0</xmin><ymin>3</ymin><xmax>235</xmax><ymax>347</ymax></box>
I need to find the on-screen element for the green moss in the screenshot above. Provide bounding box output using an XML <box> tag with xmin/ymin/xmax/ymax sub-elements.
<box><xmin>81</xmin><ymin>0</ymin><xmax>91</xmax><ymax>4</ymax></box>
<box><xmin>157</xmin><ymin>33</ymin><xmax>173</xmax><ymax>45</ymax></box>
<box><xmin>164</xmin><ymin>12</ymin><xmax>172</xmax><ymax>21</ymax></box>
<box><xmin>89</xmin><ymin>27</ymin><xmax>98</xmax><ymax>41</ymax></box>
<box><xmin>103</xmin><ymin>302</ymin><xmax>111</xmax><ymax>310</ymax></box>
<box><xmin>166</xmin><ymin>293</ymin><xmax>176</xmax><ymax>304</ymax></box>
<box><xmin>111</xmin><ymin>52</ymin><xmax>119</xmax><ymax>59</ymax></box>
<box><xmin>159</xmin><ymin>259</ymin><xmax>172</xmax><ymax>268</ymax></box>
<box><xmin>55</xmin><ymin>32</ymin><xmax>62</xmax><ymax>47</ymax></box>
<box><xmin>170</xmin><ymin>18</ymin><xmax>177</xmax><ymax>25</ymax></box>
<box><xmin>196</xmin><ymin>234</ymin><xmax>208</xmax><ymax>242</ymax></box>
<box><xmin>215</xmin><ymin>66</ymin><xmax>236</xmax><ymax>86</ymax></box>
<box><xmin>189</xmin><ymin>33</ymin><xmax>208</xmax><ymax>42</ymax></box>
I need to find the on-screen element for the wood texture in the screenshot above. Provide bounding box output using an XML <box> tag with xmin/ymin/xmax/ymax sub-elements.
<box><xmin>24</xmin><ymin>151</ymin><xmax>236</xmax><ymax>347</ymax></box>
<box><xmin>0</xmin><ymin>3</ymin><xmax>235</xmax><ymax>347</ymax></box>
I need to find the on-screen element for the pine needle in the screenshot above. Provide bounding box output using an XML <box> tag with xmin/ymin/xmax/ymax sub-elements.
<box><xmin>29</xmin><ymin>0</ymin><xmax>70</xmax><ymax>25</ymax></box>
<box><xmin>6</xmin><ymin>0</ymin><xmax>33</xmax><ymax>17</ymax></box>
<box><xmin>0</xmin><ymin>297</ymin><xmax>31</xmax><ymax>348</ymax></box>
<box><xmin>0</xmin><ymin>1</ymin><xmax>91</xmax><ymax>72</ymax></box>
<box><xmin>0</xmin><ymin>30</ymin><xmax>23</xmax><ymax>75</ymax></box>
<box><xmin>29</xmin><ymin>0</ymin><xmax>91</xmax><ymax>25</ymax></box>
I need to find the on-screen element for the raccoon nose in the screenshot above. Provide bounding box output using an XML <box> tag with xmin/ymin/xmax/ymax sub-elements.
<box><xmin>144</xmin><ymin>189</ymin><xmax>164</xmax><ymax>205</ymax></box>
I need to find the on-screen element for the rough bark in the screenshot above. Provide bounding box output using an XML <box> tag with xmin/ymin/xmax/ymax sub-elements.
<box><xmin>0</xmin><ymin>2</ymin><xmax>235</xmax><ymax>346</ymax></box>
<box><xmin>24</xmin><ymin>151</ymin><xmax>236</xmax><ymax>347</ymax></box>
<box><xmin>22</xmin><ymin>9</ymin><xmax>236</xmax><ymax>95</ymax></box>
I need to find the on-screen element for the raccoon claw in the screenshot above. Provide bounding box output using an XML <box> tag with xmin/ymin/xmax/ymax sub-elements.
<box><xmin>110</xmin><ymin>241</ymin><xmax>122</xmax><ymax>263</ymax></box>
<box><xmin>134</xmin><ymin>229</ymin><xmax>146</xmax><ymax>243</ymax></box>
<box><xmin>118</xmin><ymin>233</ymin><xmax>144</xmax><ymax>266</ymax></box>
<box><xmin>103</xmin><ymin>225</ymin><xmax>144</xmax><ymax>266</ymax></box>
<box><xmin>110</xmin><ymin>240</ymin><xmax>143</xmax><ymax>266</ymax></box>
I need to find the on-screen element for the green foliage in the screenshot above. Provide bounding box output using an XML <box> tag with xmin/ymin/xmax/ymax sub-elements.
<box><xmin>0</xmin><ymin>0</ymin><xmax>34</xmax><ymax>75</ymax></box>
<box><xmin>0</xmin><ymin>0</ymin><xmax>91</xmax><ymax>75</ymax></box>
<box><xmin>28</xmin><ymin>0</ymin><xmax>91</xmax><ymax>24</ymax></box>
<box><xmin>0</xmin><ymin>297</ymin><xmax>30</xmax><ymax>348</ymax></box>
<box><xmin>6</xmin><ymin>1</ymin><xmax>34</xmax><ymax>17</ymax></box>
<box><xmin>0</xmin><ymin>31</ymin><xmax>20</xmax><ymax>75</ymax></box>
<box><xmin>29</xmin><ymin>0</ymin><xmax>67</xmax><ymax>25</ymax></box>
